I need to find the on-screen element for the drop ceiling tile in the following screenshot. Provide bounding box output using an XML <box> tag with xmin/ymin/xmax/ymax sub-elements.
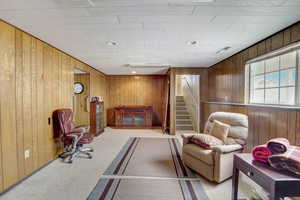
<box><xmin>211</xmin><ymin>0</ymin><xmax>287</xmax><ymax>6</ymax></box>
<box><xmin>56</xmin><ymin>16</ymin><xmax>119</xmax><ymax>25</ymax></box>
<box><xmin>169</xmin><ymin>0</ymin><xmax>284</xmax><ymax>7</ymax></box>
<box><xmin>283</xmin><ymin>0</ymin><xmax>300</xmax><ymax>6</ymax></box>
<box><xmin>193</xmin><ymin>5</ymin><xmax>300</xmax><ymax>16</ymax></box>
<box><xmin>64</xmin><ymin>23</ymin><xmax>143</xmax><ymax>32</ymax></box>
<box><xmin>0</xmin><ymin>0</ymin><xmax>58</xmax><ymax>10</ymax></box>
<box><xmin>52</xmin><ymin>0</ymin><xmax>94</xmax><ymax>8</ymax></box>
<box><xmin>236</xmin><ymin>15</ymin><xmax>300</xmax><ymax>24</ymax></box>
<box><xmin>87</xmin><ymin>5</ymin><xmax>194</xmax><ymax>16</ymax></box>
<box><xmin>119</xmin><ymin>15</ymin><xmax>213</xmax><ymax>24</ymax></box>
<box><xmin>0</xmin><ymin>8</ymin><xmax>91</xmax><ymax>17</ymax></box>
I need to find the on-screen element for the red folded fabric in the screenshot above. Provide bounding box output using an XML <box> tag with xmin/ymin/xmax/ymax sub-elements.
<box><xmin>252</xmin><ymin>144</ymin><xmax>273</xmax><ymax>163</ymax></box>
<box><xmin>267</xmin><ymin>138</ymin><xmax>290</xmax><ymax>154</ymax></box>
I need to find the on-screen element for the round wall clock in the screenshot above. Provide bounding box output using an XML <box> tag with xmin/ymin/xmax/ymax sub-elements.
<box><xmin>74</xmin><ymin>82</ymin><xmax>84</xmax><ymax>94</ymax></box>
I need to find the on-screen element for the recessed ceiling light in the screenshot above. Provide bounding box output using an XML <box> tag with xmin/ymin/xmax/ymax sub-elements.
<box><xmin>187</xmin><ymin>41</ymin><xmax>197</xmax><ymax>45</ymax></box>
<box><xmin>131</xmin><ymin>70</ymin><xmax>137</xmax><ymax>74</ymax></box>
<box><xmin>106</xmin><ymin>41</ymin><xmax>118</xmax><ymax>46</ymax></box>
<box><xmin>216</xmin><ymin>46</ymin><xmax>231</xmax><ymax>54</ymax></box>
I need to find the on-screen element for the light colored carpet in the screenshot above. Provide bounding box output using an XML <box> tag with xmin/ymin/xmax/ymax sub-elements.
<box><xmin>88</xmin><ymin>178</ymin><xmax>209</xmax><ymax>200</ymax></box>
<box><xmin>121</xmin><ymin>138</ymin><xmax>180</xmax><ymax>177</ymax></box>
<box><xmin>104</xmin><ymin>137</ymin><xmax>195</xmax><ymax>178</ymax></box>
<box><xmin>0</xmin><ymin>128</ymin><xmax>250</xmax><ymax>200</ymax></box>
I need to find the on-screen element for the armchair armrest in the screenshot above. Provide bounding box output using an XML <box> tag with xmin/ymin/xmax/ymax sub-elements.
<box><xmin>181</xmin><ymin>134</ymin><xmax>199</xmax><ymax>145</ymax></box>
<box><xmin>212</xmin><ymin>144</ymin><xmax>243</xmax><ymax>154</ymax></box>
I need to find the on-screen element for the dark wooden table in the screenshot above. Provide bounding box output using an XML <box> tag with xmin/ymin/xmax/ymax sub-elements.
<box><xmin>232</xmin><ymin>153</ymin><xmax>300</xmax><ymax>200</ymax></box>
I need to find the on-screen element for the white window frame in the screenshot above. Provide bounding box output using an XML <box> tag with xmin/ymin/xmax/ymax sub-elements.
<box><xmin>245</xmin><ymin>41</ymin><xmax>300</xmax><ymax>107</ymax></box>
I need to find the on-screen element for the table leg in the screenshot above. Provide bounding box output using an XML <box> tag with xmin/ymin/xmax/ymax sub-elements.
<box><xmin>270</xmin><ymin>186</ymin><xmax>281</xmax><ymax>200</ymax></box>
<box><xmin>269</xmin><ymin>193</ymin><xmax>281</xmax><ymax>200</ymax></box>
<box><xmin>231</xmin><ymin>166</ymin><xmax>239</xmax><ymax>200</ymax></box>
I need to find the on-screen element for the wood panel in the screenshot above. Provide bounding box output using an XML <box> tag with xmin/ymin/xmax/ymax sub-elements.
<box><xmin>74</xmin><ymin>61</ymin><xmax>108</xmax><ymax>127</ymax></box>
<box><xmin>107</xmin><ymin>75</ymin><xmax>167</xmax><ymax>126</ymax></box>
<box><xmin>0</xmin><ymin>19</ymin><xmax>107</xmax><ymax>192</ymax></box>
<box><xmin>0</xmin><ymin>21</ymin><xmax>18</xmax><ymax>190</ymax></box>
<box><xmin>74</xmin><ymin>74</ymin><xmax>90</xmax><ymax>125</ymax></box>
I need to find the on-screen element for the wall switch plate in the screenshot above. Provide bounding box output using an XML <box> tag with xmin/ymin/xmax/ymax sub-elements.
<box><xmin>224</xmin><ymin>96</ymin><xmax>228</xmax><ymax>101</ymax></box>
<box><xmin>25</xmin><ymin>150</ymin><xmax>30</xmax><ymax>159</ymax></box>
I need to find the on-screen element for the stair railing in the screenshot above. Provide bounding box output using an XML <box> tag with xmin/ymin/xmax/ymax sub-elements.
<box><xmin>181</xmin><ymin>76</ymin><xmax>200</xmax><ymax>132</ymax></box>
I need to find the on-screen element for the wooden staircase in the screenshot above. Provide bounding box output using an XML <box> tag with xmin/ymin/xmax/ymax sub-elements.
<box><xmin>176</xmin><ymin>96</ymin><xmax>194</xmax><ymax>131</ymax></box>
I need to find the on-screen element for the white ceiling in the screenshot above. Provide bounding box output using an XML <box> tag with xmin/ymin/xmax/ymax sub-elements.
<box><xmin>0</xmin><ymin>0</ymin><xmax>299</xmax><ymax>74</ymax></box>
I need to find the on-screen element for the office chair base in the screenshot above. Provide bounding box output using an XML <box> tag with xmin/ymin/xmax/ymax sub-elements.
<box><xmin>60</xmin><ymin>145</ymin><xmax>93</xmax><ymax>164</ymax></box>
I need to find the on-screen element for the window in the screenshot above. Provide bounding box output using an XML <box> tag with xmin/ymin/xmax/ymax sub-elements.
<box><xmin>246</xmin><ymin>44</ymin><xmax>300</xmax><ymax>106</ymax></box>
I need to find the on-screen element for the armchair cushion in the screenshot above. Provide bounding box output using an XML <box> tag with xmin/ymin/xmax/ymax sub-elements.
<box><xmin>190</xmin><ymin>134</ymin><xmax>224</xmax><ymax>149</ymax></box>
<box><xmin>209</xmin><ymin>120</ymin><xmax>230</xmax><ymax>143</ymax></box>
<box><xmin>181</xmin><ymin>134</ymin><xmax>198</xmax><ymax>145</ymax></box>
<box><xmin>204</xmin><ymin>112</ymin><xmax>248</xmax><ymax>145</ymax></box>
<box><xmin>182</xmin><ymin>144</ymin><xmax>214</xmax><ymax>165</ymax></box>
<box><xmin>212</xmin><ymin>144</ymin><xmax>243</xmax><ymax>154</ymax></box>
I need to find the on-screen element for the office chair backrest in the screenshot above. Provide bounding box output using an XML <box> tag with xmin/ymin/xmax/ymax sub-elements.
<box><xmin>53</xmin><ymin>109</ymin><xmax>75</xmax><ymax>138</ymax></box>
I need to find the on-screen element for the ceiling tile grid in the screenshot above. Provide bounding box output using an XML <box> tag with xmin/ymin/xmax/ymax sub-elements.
<box><xmin>0</xmin><ymin>0</ymin><xmax>299</xmax><ymax>74</ymax></box>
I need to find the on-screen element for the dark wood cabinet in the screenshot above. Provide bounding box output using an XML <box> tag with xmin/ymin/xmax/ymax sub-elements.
<box><xmin>114</xmin><ymin>106</ymin><xmax>153</xmax><ymax>128</ymax></box>
<box><xmin>232</xmin><ymin>154</ymin><xmax>300</xmax><ymax>200</ymax></box>
<box><xmin>90</xmin><ymin>101</ymin><xmax>104</xmax><ymax>136</ymax></box>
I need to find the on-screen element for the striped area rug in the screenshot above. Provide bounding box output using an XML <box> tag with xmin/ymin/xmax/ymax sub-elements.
<box><xmin>88</xmin><ymin>137</ymin><xmax>209</xmax><ymax>200</ymax></box>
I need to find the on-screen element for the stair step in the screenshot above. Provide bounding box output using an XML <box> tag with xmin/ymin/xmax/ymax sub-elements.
<box><xmin>176</xmin><ymin>126</ymin><xmax>194</xmax><ymax>131</ymax></box>
<box><xmin>176</xmin><ymin>107</ymin><xmax>186</xmax><ymax>110</ymax></box>
<box><xmin>176</xmin><ymin>104</ymin><xmax>185</xmax><ymax>107</ymax></box>
<box><xmin>176</xmin><ymin>118</ymin><xmax>191</xmax><ymax>121</ymax></box>
<box><xmin>176</xmin><ymin>124</ymin><xmax>193</xmax><ymax>127</ymax></box>
<box><xmin>176</xmin><ymin>115</ymin><xmax>191</xmax><ymax>118</ymax></box>
<box><xmin>176</xmin><ymin>116</ymin><xmax>191</xmax><ymax>119</ymax></box>
<box><xmin>176</xmin><ymin>121</ymin><xmax>192</xmax><ymax>125</ymax></box>
<box><xmin>176</xmin><ymin>118</ymin><xmax>192</xmax><ymax>121</ymax></box>
<box><xmin>176</xmin><ymin>112</ymin><xmax>189</xmax><ymax>115</ymax></box>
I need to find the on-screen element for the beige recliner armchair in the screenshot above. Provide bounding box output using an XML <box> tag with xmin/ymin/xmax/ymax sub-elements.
<box><xmin>182</xmin><ymin>112</ymin><xmax>248</xmax><ymax>183</ymax></box>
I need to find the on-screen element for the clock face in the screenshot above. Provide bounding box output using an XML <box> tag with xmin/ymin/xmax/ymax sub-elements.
<box><xmin>74</xmin><ymin>82</ymin><xmax>84</xmax><ymax>94</ymax></box>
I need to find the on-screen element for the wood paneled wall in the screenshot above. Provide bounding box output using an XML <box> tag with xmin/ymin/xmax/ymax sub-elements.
<box><xmin>208</xmin><ymin>22</ymin><xmax>300</xmax><ymax>103</ymax></box>
<box><xmin>70</xmin><ymin>60</ymin><xmax>107</xmax><ymax>126</ymax></box>
<box><xmin>0</xmin><ymin>20</ymin><xmax>107</xmax><ymax>192</ymax></box>
<box><xmin>107</xmin><ymin>75</ymin><xmax>168</xmax><ymax>126</ymax></box>
<box><xmin>74</xmin><ymin>74</ymin><xmax>90</xmax><ymax>125</ymax></box>
<box><xmin>204</xmin><ymin>22</ymin><xmax>300</xmax><ymax>151</ymax></box>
